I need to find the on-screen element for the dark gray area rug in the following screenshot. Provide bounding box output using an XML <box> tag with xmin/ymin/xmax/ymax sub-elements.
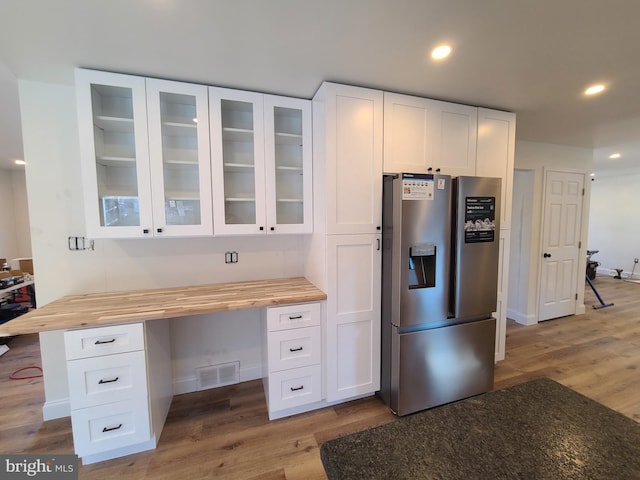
<box><xmin>320</xmin><ymin>377</ymin><xmax>640</xmax><ymax>479</ymax></box>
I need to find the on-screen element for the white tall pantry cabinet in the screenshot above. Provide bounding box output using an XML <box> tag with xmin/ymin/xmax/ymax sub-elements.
<box><xmin>308</xmin><ymin>83</ymin><xmax>383</xmax><ymax>402</ymax></box>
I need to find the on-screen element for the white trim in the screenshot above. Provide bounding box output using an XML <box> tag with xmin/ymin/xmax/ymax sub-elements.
<box><xmin>42</xmin><ymin>398</ymin><xmax>70</xmax><ymax>420</ymax></box>
<box><xmin>507</xmin><ymin>308</ymin><xmax>537</xmax><ymax>326</ymax></box>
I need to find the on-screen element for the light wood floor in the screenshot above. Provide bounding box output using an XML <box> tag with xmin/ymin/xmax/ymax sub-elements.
<box><xmin>0</xmin><ymin>275</ymin><xmax>638</xmax><ymax>479</ymax></box>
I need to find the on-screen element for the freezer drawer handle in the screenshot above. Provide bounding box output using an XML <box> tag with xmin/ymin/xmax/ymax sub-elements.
<box><xmin>94</xmin><ymin>338</ymin><xmax>116</xmax><ymax>345</ymax></box>
<box><xmin>289</xmin><ymin>346</ymin><xmax>303</xmax><ymax>352</ymax></box>
<box><xmin>102</xmin><ymin>423</ymin><xmax>123</xmax><ymax>433</ymax></box>
<box><xmin>288</xmin><ymin>315</ymin><xmax>303</xmax><ymax>320</ymax></box>
<box><xmin>98</xmin><ymin>376</ymin><xmax>119</xmax><ymax>384</ymax></box>
<box><xmin>290</xmin><ymin>385</ymin><xmax>304</xmax><ymax>392</ymax></box>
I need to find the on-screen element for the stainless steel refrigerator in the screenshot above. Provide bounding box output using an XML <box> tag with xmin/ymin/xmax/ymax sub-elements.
<box><xmin>379</xmin><ymin>173</ymin><xmax>501</xmax><ymax>416</ymax></box>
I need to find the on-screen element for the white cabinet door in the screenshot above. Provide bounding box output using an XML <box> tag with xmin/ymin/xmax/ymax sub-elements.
<box><xmin>383</xmin><ymin>92</ymin><xmax>438</xmax><ymax>174</ymax></box>
<box><xmin>383</xmin><ymin>93</ymin><xmax>477</xmax><ymax>177</ymax></box>
<box><xmin>210</xmin><ymin>87</ymin><xmax>266</xmax><ymax>235</ymax></box>
<box><xmin>76</xmin><ymin>69</ymin><xmax>153</xmax><ymax>238</ymax></box>
<box><xmin>476</xmin><ymin>108</ymin><xmax>516</xmax><ymax>229</ymax></box>
<box><xmin>315</xmin><ymin>83</ymin><xmax>383</xmax><ymax>235</ymax></box>
<box><xmin>325</xmin><ymin>234</ymin><xmax>381</xmax><ymax>401</ymax></box>
<box><xmin>146</xmin><ymin>79</ymin><xmax>213</xmax><ymax>236</ymax></box>
<box><xmin>263</xmin><ymin>95</ymin><xmax>313</xmax><ymax>234</ymax></box>
<box><xmin>431</xmin><ymin>100</ymin><xmax>477</xmax><ymax>177</ymax></box>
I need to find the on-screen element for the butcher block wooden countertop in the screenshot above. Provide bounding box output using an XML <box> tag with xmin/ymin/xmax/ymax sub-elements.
<box><xmin>0</xmin><ymin>277</ymin><xmax>326</xmax><ymax>337</ymax></box>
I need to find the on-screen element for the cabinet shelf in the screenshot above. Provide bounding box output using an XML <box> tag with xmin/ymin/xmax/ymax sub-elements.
<box><xmin>222</xmin><ymin>127</ymin><xmax>254</xmax><ymax>142</ymax></box>
<box><xmin>275</xmin><ymin>132</ymin><xmax>303</xmax><ymax>145</ymax></box>
<box><xmin>94</xmin><ymin>115</ymin><xmax>134</xmax><ymax>133</ymax></box>
<box><xmin>276</xmin><ymin>198</ymin><xmax>303</xmax><ymax>203</ymax></box>
<box><xmin>276</xmin><ymin>165</ymin><xmax>303</xmax><ymax>173</ymax></box>
<box><xmin>162</xmin><ymin>121</ymin><xmax>197</xmax><ymax>136</ymax></box>
<box><xmin>223</xmin><ymin>162</ymin><xmax>255</xmax><ymax>172</ymax></box>
<box><xmin>225</xmin><ymin>196</ymin><xmax>256</xmax><ymax>202</ymax></box>
<box><xmin>97</xmin><ymin>156</ymin><xmax>137</xmax><ymax>167</ymax></box>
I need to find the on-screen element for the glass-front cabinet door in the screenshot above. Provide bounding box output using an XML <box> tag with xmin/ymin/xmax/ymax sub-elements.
<box><xmin>146</xmin><ymin>79</ymin><xmax>212</xmax><ymax>236</ymax></box>
<box><xmin>209</xmin><ymin>88</ymin><xmax>266</xmax><ymax>235</ymax></box>
<box><xmin>76</xmin><ymin>69</ymin><xmax>153</xmax><ymax>238</ymax></box>
<box><xmin>264</xmin><ymin>95</ymin><xmax>312</xmax><ymax>234</ymax></box>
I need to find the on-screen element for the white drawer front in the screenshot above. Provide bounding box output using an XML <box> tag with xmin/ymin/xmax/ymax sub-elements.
<box><xmin>71</xmin><ymin>398</ymin><xmax>151</xmax><ymax>457</ymax></box>
<box><xmin>268</xmin><ymin>364</ymin><xmax>321</xmax><ymax>411</ymax></box>
<box><xmin>67</xmin><ymin>351</ymin><xmax>148</xmax><ymax>409</ymax></box>
<box><xmin>65</xmin><ymin>323</ymin><xmax>145</xmax><ymax>360</ymax></box>
<box><xmin>268</xmin><ymin>326</ymin><xmax>320</xmax><ymax>372</ymax></box>
<box><xmin>267</xmin><ymin>302</ymin><xmax>321</xmax><ymax>331</ymax></box>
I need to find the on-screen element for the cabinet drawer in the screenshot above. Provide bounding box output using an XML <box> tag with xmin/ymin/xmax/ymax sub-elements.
<box><xmin>267</xmin><ymin>364</ymin><xmax>321</xmax><ymax>411</ymax></box>
<box><xmin>65</xmin><ymin>323</ymin><xmax>145</xmax><ymax>360</ymax></box>
<box><xmin>268</xmin><ymin>326</ymin><xmax>320</xmax><ymax>372</ymax></box>
<box><xmin>67</xmin><ymin>351</ymin><xmax>148</xmax><ymax>409</ymax></box>
<box><xmin>70</xmin><ymin>398</ymin><xmax>151</xmax><ymax>457</ymax></box>
<box><xmin>267</xmin><ymin>302</ymin><xmax>321</xmax><ymax>331</ymax></box>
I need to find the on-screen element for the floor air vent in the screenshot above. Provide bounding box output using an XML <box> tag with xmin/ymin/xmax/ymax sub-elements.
<box><xmin>196</xmin><ymin>362</ymin><xmax>240</xmax><ymax>391</ymax></box>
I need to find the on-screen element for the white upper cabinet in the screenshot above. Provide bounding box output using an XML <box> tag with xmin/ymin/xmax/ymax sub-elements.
<box><xmin>76</xmin><ymin>69</ymin><xmax>213</xmax><ymax>238</ymax></box>
<box><xmin>210</xmin><ymin>88</ymin><xmax>313</xmax><ymax>235</ymax></box>
<box><xmin>263</xmin><ymin>95</ymin><xmax>313</xmax><ymax>234</ymax></box>
<box><xmin>314</xmin><ymin>82</ymin><xmax>383</xmax><ymax>235</ymax></box>
<box><xmin>146</xmin><ymin>79</ymin><xmax>213</xmax><ymax>236</ymax></box>
<box><xmin>476</xmin><ymin>108</ymin><xmax>516</xmax><ymax>229</ymax></box>
<box><xmin>383</xmin><ymin>92</ymin><xmax>477</xmax><ymax>177</ymax></box>
<box><xmin>76</xmin><ymin>69</ymin><xmax>153</xmax><ymax>238</ymax></box>
<box><xmin>209</xmin><ymin>88</ymin><xmax>266</xmax><ymax>235</ymax></box>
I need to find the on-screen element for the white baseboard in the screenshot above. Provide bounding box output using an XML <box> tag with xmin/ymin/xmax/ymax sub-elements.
<box><xmin>42</xmin><ymin>397</ymin><xmax>70</xmax><ymax>420</ymax></box>
<box><xmin>507</xmin><ymin>308</ymin><xmax>537</xmax><ymax>326</ymax></box>
<box><xmin>173</xmin><ymin>363</ymin><xmax>263</xmax><ymax>396</ymax></box>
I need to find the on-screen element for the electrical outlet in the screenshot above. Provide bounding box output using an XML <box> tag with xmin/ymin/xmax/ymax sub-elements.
<box><xmin>634</xmin><ymin>258</ymin><xmax>639</xmax><ymax>264</ymax></box>
<box><xmin>224</xmin><ymin>251</ymin><xmax>239</xmax><ymax>264</ymax></box>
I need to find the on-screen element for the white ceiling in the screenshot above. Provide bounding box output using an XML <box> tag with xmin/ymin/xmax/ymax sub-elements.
<box><xmin>1</xmin><ymin>0</ymin><xmax>639</xmax><ymax>173</ymax></box>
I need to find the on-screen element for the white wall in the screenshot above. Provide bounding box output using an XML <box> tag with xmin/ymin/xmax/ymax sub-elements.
<box><xmin>588</xmin><ymin>169</ymin><xmax>640</xmax><ymax>278</ymax></box>
<box><xmin>18</xmin><ymin>80</ymin><xmax>308</xmax><ymax>418</ymax></box>
<box><xmin>0</xmin><ymin>168</ymin><xmax>31</xmax><ymax>263</ymax></box>
<box><xmin>508</xmin><ymin>140</ymin><xmax>592</xmax><ymax>324</ymax></box>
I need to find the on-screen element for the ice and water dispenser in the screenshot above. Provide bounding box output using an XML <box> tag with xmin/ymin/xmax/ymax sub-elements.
<box><xmin>408</xmin><ymin>243</ymin><xmax>436</xmax><ymax>289</ymax></box>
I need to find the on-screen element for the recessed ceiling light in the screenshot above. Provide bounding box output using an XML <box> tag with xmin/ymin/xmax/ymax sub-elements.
<box><xmin>584</xmin><ymin>84</ymin><xmax>605</xmax><ymax>95</ymax></box>
<box><xmin>431</xmin><ymin>45</ymin><xmax>452</xmax><ymax>60</ymax></box>
<box><xmin>14</xmin><ymin>159</ymin><xmax>26</xmax><ymax>166</ymax></box>
<box><xmin>608</xmin><ymin>153</ymin><xmax>621</xmax><ymax>159</ymax></box>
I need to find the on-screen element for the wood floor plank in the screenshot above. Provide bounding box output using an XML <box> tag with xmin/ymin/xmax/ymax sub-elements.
<box><xmin>0</xmin><ymin>275</ymin><xmax>638</xmax><ymax>478</ymax></box>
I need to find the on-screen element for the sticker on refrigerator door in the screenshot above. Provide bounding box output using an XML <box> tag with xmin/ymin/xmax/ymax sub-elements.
<box><xmin>402</xmin><ymin>173</ymin><xmax>434</xmax><ymax>200</ymax></box>
<box><xmin>464</xmin><ymin>196</ymin><xmax>496</xmax><ymax>243</ymax></box>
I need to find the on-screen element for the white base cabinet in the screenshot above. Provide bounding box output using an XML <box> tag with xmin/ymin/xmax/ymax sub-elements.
<box><xmin>64</xmin><ymin>321</ymin><xmax>171</xmax><ymax>464</ymax></box>
<box><xmin>263</xmin><ymin>302</ymin><xmax>323</xmax><ymax>419</ymax></box>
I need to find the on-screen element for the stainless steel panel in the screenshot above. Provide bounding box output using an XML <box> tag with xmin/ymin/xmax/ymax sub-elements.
<box><xmin>452</xmin><ymin>176</ymin><xmax>502</xmax><ymax>322</ymax></box>
<box><xmin>383</xmin><ymin>174</ymin><xmax>452</xmax><ymax>331</ymax></box>
<box><xmin>391</xmin><ymin>317</ymin><xmax>495</xmax><ymax>416</ymax></box>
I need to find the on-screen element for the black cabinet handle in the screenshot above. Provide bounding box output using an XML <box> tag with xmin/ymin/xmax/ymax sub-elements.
<box><xmin>259</xmin><ymin>226</ymin><xmax>264</xmax><ymax>231</ymax></box>
<box><xmin>102</xmin><ymin>424</ymin><xmax>122</xmax><ymax>433</ymax></box>
<box><xmin>270</xmin><ymin>227</ymin><xmax>275</xmax><ymax>231</ymax></box>
<box><xmin>289</xmin><ymin>315</ymin><xmax>302</xmax><ymax>320</ymax></box>
<box><xmin>143</xmin><ymin>229</ymin><xmax>149</xmax><ymax>234</ymax></box>
<box><xmin>289</xmin><ymin>346</ymin><xmax>303</xmax><ymax>352</ymax></box>
<box><xmin>543</xmin><ymin>253</ymin><xmax>552</xmax><ymax>258</ymax></box>
<box><xmin>95</xmin><ymin>338</ymin><xmax>116</xmax><ymax>345</ymax></box>
<box><xmin>290</xmin><ymin>385</ymin><xmax>304</xmax><ymax>392</ymax></box>
<box><xmin>98</xmin><ymin>377</ymin><xmax>119</xmax><ymax>384</ymax></box>
<box><xmin>157</xmin><ymin>228</ymin><xmax>163</xmax><ymax>233</ymax></box>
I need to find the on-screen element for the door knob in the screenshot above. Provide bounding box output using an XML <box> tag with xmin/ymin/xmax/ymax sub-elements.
<box><xmin>543</xmin><ymin>253</ymin><xmax>552</xmax><ymax>258</ymax></box>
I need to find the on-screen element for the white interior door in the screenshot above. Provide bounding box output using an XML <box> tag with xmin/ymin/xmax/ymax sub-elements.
<box><xmin>538</xmin><ymin>170</ymin><xmax>585</xmax><ymax>321</ymax></box>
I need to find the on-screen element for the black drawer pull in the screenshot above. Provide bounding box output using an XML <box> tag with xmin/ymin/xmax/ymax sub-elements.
<box><xmin>290</xmin><ymin>385</ymin><xmax>304</xmax><ymax>392</ymax></box>
<box><xmin>289</xmin><ymin>315</ymin><xmax>303</xmax><ymax>320</ymax></box>
<box><xmin>102</xmin><ymin>423</ymin><xmax>122</xmax><ymax>433</ymax></box>
<box><xmin>95</xmin><ymin>338</ymin><xmax>116</xmax><ymax>345</ymax></box>
<box><xmin>289</xmin><ymin>346</ymin><xmax>303</xmax><ymax>352</ymax></box>
<box><xmin>98</xmin><ymin>377</ymin><xmax>119</xmax><ymax>384</ymax></box>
